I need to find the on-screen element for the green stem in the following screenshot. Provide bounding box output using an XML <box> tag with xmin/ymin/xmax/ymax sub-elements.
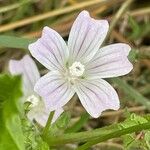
<box><xmin>44</xmin><ymin>118</ymin><xmax>150</xmax><ymax>146</ymax></box>
<box><xmin>42</xmin><ymin>111</ymin><xmax>55</xmax><ymax>136</ymax></box>
<box><xmin>65</xmin><ymin>113</ymin><xmax>89</xmax><ymax>133</ymax></box>
<box><xmin>76</xmin><ymin>122</ymin><xmax>150</xmax><ymax>150</ymax></box>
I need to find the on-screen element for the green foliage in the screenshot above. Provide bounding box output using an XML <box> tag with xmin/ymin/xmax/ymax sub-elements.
<box><xmin>76</xmin><ymin>114</ymin><xmax>150</xmax><ymax>150</ymax></box>
<box><xmin>128</xmin><ymin>16</ymin><xmax>150</xmax><ymax>40</ymax></box>
<box><xmin>0</xmin><ymin>74</ymin><xmax>25</xmax><ymax>150</ymax></box>
<box><xmin>44</xmin><ymin>113</ymin><xmax>150</xmax><ymax>148</ymax></box>
<box><xmin>65</xmin><ymin>113</ymin><xmax>89</xmax><ymax>133</ymax></box>
<box><xmin>0</xmin><ymin>35</ymin><xmax>35</xmax><ymax>50</ymax></box>
<box><xmin>122</xmin><ymin>114</ymin><xmax>150</xmax><ymax>150</ymax></box>
<box><xmin>56</xmin><ymin>112</ymin><xmax>71</xmax><ymax>129</ymax></box>
<box><xmin>22</xmin><ymin>119</ymin><xmax>49</xmax><ymax>150</ymax></box>
<box><xmin>48</xmin><ymin>112</ymin><xmax>71</xmax><ymax>136</ymax></box>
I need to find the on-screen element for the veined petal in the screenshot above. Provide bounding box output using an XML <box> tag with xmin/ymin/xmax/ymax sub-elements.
<box><xmin>68</xmin><ymin>10</ymin><xmax>109</xmax><ymax>64</ymax></box>
<box><xmin>34</xmin><ymin>71</ymin><xmax>75</xmax><ymax>110</ymax></box>
<box><xmin>86</xmin><ymin>43</ymin><xmax>133</xmax><ymax>78</ymax></box>
<box><xmin>74</xmin><ymin>78</ymin><xmax>120</xmax><ymax>118</ymax></box>
<box><xmin>27</xmin><ymin>100</ymin><xmax>63</xmax><ymax>126</ymax></box>
<box><xmin>29</xmin><ymin>26</ymin><xmax>69</xmax><ymax>72</ymax></box>
<box><xmin>9</xmin><ymin>55</ymin><xmax>40</xmax><ymax>96</ymax></box>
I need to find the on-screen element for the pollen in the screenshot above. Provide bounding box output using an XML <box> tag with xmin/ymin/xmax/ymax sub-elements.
<box><xmin>69</xmin><ymin>61</ymin><xmax>85</xmax><ymax>77</ymax></box>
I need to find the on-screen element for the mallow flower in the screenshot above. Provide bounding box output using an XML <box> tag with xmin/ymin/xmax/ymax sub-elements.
<box><xmin>28</xmin><ymin>10</ymin><xmax>133</xmax><ymax>118</ymax></box>
<box><xmin>9</xmin><ymin>55</ymin><xmax>63</xmax><ymax>126</ymax></box>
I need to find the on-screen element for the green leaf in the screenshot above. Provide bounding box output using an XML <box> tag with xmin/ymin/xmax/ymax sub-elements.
<box><xmin>128</xmin><ymin>16</ymin><xmax>140</xmax><ymax>40</ymax></box>
<box><xmin>0</xmin><ymin>74</ymin><xmax>25</xmax><ymax>150</ymax></box>
<box><xmin>56</xmin><ymin>112</ymin><xmax>71</xmax><ymax>129</ymax></box>
<box><xmin>123</xmin><ymin>134</ymin><xmax>135</xmax><ymax>149</ymax></box>
<box><xmin>0</xmin><ymin>35</ymin><xmax>35</xmax><ymax>50</ymax></box>
<box><xmin>128</xmin><ymin>16</ymin><xmax>150</xmax><ymax>41</ymax></box>
<box><xmin>47</xmin><ymin>112</ymin><xmax>71</xmax><ymax>137</ymax></box>
<box><xmin>145</xmin><ymin>131</ymin><xmax>150</xmax><ymax>149</ymax></box>
<box><xmin>65</xmin><ymin>113</ymin><xmax>89</xmax><ymax>133</ymax></box>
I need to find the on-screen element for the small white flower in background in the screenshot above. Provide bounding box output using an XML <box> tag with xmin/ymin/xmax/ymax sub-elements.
<box><xmin>9</xmin><ymin>55</ymin><xmax>63</xmax><ymax>126</ymax></box>
<box><xmin>28</xmin><ymin>10</ymin><xmax>133</xmax><ymax>118</ymax></box>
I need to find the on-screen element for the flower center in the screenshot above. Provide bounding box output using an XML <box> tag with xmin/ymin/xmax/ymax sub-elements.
<box><xmin>69</xmin><ymin>61</ymin><xmax>85</xmax><ymax>77</ymax></box>
<box><xmin>26</xmin><ymin>94</ymin><xmax>39</xmax><ymax>108</ymax></box>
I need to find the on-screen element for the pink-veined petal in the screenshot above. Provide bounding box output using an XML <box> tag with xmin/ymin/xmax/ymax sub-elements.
<box><xmin>28</xmin><ymin>26</ymin><xmax>69</xmax><ymax>72</ymax></box>
<box><xmin>74</xmin><ymin>78</ymin><xmax>120</xmax><ymax>118</ymax></box>
<box><xmin>86</xmin><ymin>43</ymin><xmax>133</xmax><ymax>78</ymax></box>
<box><xmin>68</xmin><ymin>10</ymin><xmax>109</xmax><ymax>64</ymax></box>
<box><xmin>27</xmin><ymin>100</ymin><xmax>63</xmax><ymax>126</ymax></box>
<box><xmin>9</xmin><ymin>55</ymin><xmax>40</xmax><ymax>96</ymax></box>
<box><xmin>34</xmin><ymin>71</ymin><xmax>75</xmax><ymax>110</ymax></box>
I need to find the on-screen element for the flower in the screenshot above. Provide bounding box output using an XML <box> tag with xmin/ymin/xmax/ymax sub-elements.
<box><xmin>9</xmin><ymin>55</ymin><xmax>63</xmax><ymax>126</ymax></box>
<box><xmin>28</xmin><ymin>10</ymin><xmax>133</xmax><ymax>118</ymax></box>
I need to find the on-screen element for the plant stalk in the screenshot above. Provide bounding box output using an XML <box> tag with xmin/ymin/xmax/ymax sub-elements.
<box><xmin>42</xmin><ymin>111</ymin><xmax>55</xmax><ymax>136</ymax></box>
<box><xmin>43</xmin><ymin>118</ymin><xmax>150</xmax><ymax>146</ymax></box>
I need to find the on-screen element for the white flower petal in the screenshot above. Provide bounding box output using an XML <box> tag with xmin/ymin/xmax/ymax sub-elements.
<box><xmin>86</xmin><ymin>43</ymin><xmax>133</xmax><ymax>78</ymax></box>
<box><xmin>9</xmin><ymin>55</ymin><xmax>40</xmax><ymax>96</ymax></box>
<box><xmin>34</xmin><ymin>71</ymin><xmax>75</xmax><ymax>110</ymax></box>
<box><xmin>68</xmin><ymin>10</ymin><xmax>109</xmax><ymax>64</ymax></box>
<box><xmin>28</xmin><ymin>26</ymin><xmax>69</xmax><ymax>72</ymax></box>
<box><xmin>74</xmin><ymin>78</ymin><xmax>120</xmax><ymax>118</ymax></box>
<box><xmin>27</xmin><ymin>100</ymin><xmax>63</xmax><ymax>126</ymax></box>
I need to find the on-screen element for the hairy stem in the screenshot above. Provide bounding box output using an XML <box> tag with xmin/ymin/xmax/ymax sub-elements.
<box><xmin>43</xmin><ymin>117</ymin><xmax>150</xmax><ymax>147</ymax></box>
<box><xmin>76</xmin><ymin>122</ymin><xmax>150</xmax><ymax>150</ymax></box>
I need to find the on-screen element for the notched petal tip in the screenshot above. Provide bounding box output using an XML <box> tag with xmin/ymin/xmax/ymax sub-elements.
<box><xmin>43</xmin><ymin>26</ymin><xmax>50</xmax><ymax>31</ymax></box>
<box><xmin>92</xmin><ymin>111</ymin><xmax>102</xmax><ymax>118</ymax></box>
<box><xmin>42</xmin><ymin>26</ymin><xmax>54</xmax><ymax>35</ymax></box>
<box><xmin>78</xmin><ymin>10</ymin><xmax>89</xmax><ymax>17</ymax></box>
<box><xmin>94</xmin><ymin>19</ymin><xmax>109</xmax><ymax>27</ymax></box>
<box><xmin>28</xmin><ymin>25</ymin><xmax>69</xmax><ymax>71</ymax></box>
<box><xmin>68</xmin><ymin>10</ymin><xmax>110</xmax><ymax>63</ymax></box>
<box><xmin>121</xmin><ymin>43</ymin><xmax>131</xmax><ymax>56</ymax></box>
